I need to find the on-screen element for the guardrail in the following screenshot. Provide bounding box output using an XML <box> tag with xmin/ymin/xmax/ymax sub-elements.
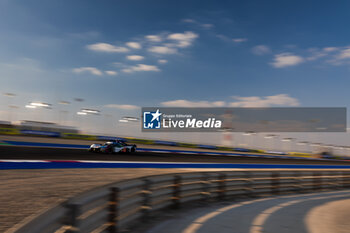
<box><xmin>14</xmin><ymin>170</ymin><xmax>350</xmax><ymax>233</ymax></box>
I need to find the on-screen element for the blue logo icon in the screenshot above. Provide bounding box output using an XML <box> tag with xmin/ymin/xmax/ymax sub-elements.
<box><xmin>143</xmin><ymin>109</ymin><xmax>162</xmax><ymax>129</ymax></box>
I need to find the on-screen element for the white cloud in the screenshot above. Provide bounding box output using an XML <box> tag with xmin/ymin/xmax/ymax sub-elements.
<box><xmin>335</xmin><ymin>47</ymin><xmax>350</xmax><ymax>60</ymax></box>
<box><xmin>251</xmin><ymin>45</ymin><xmax>271</xmax><ymax>55</ymax></box>
<box><xmin>326</xmin><ymin>47</ymin><xmax>350</xmax><ymax>65</ymax></box>
<box><xmin>232</xmin><ymin>38</ymin><xmax>247</xmax><ymax>43</ymax></box>
<box><xmin>104</xmin><ymin>104</ymin><xmax>139</xmax><ymax>110</ymax></box>
<box><xmin>218</xmin><ymin>36</ymin><xmax>246</xmax><ymax>43</ymax></box>
<box><xmin>182</xmin><ymin>19</ymin><xmax>214</xmax><ymax>29</ymax></box>
<box><xmin>323</xmin><ymin>47</ymin><xmax>338</xmax><ymax>52</ymax></box>
<box><xmin>161</xmin><ymin>100</ymin><xmax>225</xmax><ymax>107</ymax></box>
<box><xmin>122</xmin><ymin>68</ymin><xmax>134</xmax><ymax>73</ymax></box>
<box><xmin>126</xmin><ymin>42</ymin><xmax>142</xmax><ymax>49</ymax></box>
<box><xmin>105</xmin><ymin>70</ymin><xmax>118</xmax><ymax>76</ymax></box>
<box><xmin>168</xmin><ymin>31</ymin><xmax>198</xmax><ymax>42</ymax></box>
<box><xmin>256</xmin><ymin>45</ymin><xmax>350</xmax><ymax>67</ymax></box>
<box><xmin>73</xmin><ymin>67</ymin><xmax>103</xmax><ymax>76</ymax></box>
<box><xmin>145</xmin><ymin>35</ymin><xmax>162</xmax><ymax>42</ymax></box>
<box><xmin>201</xmin><ymin>24</ymin><xmax>214</xmax><ymax>29</ymax></box>
<box><xmin>161</xmin><ymin>94</ymin><xmax>299</xmax><ymax>108</ymax></box>
<box><xmin>131</xmin><ymin>64</ymin><xmax>160</xmax><ymax>72</ymax></box>
<box><xmin>271</xmin><ymin>53</ymin><xmax>304</xmax><ymax>68</ymax></box>
<box><xmin>216</xmin><ymin>34</ymin><xmax>230</xmax><ymax>42</ymax></box>
<box><xmin>174</xmin><ymin>41</ymin><xmax>191</xmax><ymax>48</ymax></box>
<box><xmin>306</xmin><ymin>49</ymin><xmax>327</xmax><ymax>61</ymax></box>
<box><xmin>87</xmin><ymin>43</ymin><xmax>129</xmax><ymax>53</ymax></box>
<box><xmin>182</xmin><ymin>19</ymin><xmax>196</xmax><ymax>23</ymax></box>
<box><xmin>148</xmin><ymin>46</ymin><xmax>177</xmax><ymax>54</ymax></box>
<box><xmin>230</xmin><ymin>94</ymin><xmax>299</xmax><ymax>107</ymax></box>
<box><xmin>167</xmin><ymin>31</ymin><xmax>198</xmax><ymax>48</ymax></box>
<box><xmin>126</xmin><ymin>55</ymin><xmax>144</xmax><ymax>61</ymax></box>
<box><xmin>122</xmin><ymin>64</ymin><xmax>160</xmax><ymax>73</ymax></box>
<box><xmin>158</xmin><ymin>59</ymin><xmax>168</xmax><ymax>64</ymax></box>
<box><xmin>304</xmin><ymin>47</ymin><xmax>344</xmax><ymax>63</ymax></box>
<box><xmin>113</xmin><ymin>62</ymin><xmax>128</xmax><ymax>68</ymax></box>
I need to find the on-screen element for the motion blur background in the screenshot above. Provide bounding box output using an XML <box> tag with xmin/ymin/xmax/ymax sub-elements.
<box><xmin>1</xmin><ymin>0</ymin><xmax>350</xmax><ymax>154</ymax></box>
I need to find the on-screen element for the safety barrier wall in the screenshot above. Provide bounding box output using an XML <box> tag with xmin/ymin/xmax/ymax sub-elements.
<box><xmin>0</xmin><ymin>127</ymin><xmax>19</xmax><ymax>135</ymax></box>
<box><xmin>14</xmin><ymin>170</ymin><xmax>350</xmax><ymax>233</ymax></box>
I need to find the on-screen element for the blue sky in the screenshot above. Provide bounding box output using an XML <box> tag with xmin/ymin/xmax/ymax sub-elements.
<box><xmin>1</xmin><ymin>0</ymin><xmax>350</xmax><ymax>144</ymax></box>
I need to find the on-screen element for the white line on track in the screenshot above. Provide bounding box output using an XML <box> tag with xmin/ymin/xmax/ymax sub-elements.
<box><xmin>249</xmin><ymin>192</ymin><xmax>350</xmax><ymax>233</ymax></box>
<box><xmin>0</xmin><ymin>159</ymin><xmax>229</xmax><ymax>164</ymax></box>
<box><xmin>0</xmin><ymin>159</ymin><xmax>50</xmax><ymax>163</ymax></box>
<box><xmin>182</xmin><ymin>198</ymin><xmax>273</xmax><ymax>233</ymax></box>
<box><xmin>182</xmin><ymin>190</ymin><xmax>350</xmax><ymax>233</ymax></box>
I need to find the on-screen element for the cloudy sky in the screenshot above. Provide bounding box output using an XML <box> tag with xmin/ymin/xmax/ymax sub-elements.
<box><xmin>1</xmin><ymin>0</ymin><xmax>350</xmax><ymax>147</ymax></box>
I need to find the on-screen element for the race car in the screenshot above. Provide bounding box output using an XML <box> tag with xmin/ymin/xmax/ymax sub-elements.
<box><xmin>89</xmin><ymin>140</ymin><xmax>137</xmax><ymax>154</ymax></box>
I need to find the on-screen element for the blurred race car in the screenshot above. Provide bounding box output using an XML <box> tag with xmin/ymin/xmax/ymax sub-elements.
<box><xmin>89</xmin><ymin>140</ymin><xmax>137</xmax><ymax>154</ymax></box>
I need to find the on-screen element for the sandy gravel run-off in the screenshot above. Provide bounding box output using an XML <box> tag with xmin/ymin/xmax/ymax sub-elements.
<box><xmin>0</xmin><ymin>168</ymin><xmax>195</xmax><ymax>233</ymax></box>
<box><xmin>306</xmin><ymin>198</ymin><xmax>350</xmax><ymax>233</ymax></box>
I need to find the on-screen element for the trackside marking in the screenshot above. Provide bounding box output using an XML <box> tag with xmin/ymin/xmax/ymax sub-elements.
<box><xmin>2</xmin><ymin>160</ymin><xmax>350</xmax><ymax>170</ymax></box>
<box><xmin>249</xmin><ymin>192</ymin><xmax>350</xmax><ymax>233</ymax></box>
<box><xmin>250</xmin><ymin>200</ymin><xmax>303</xmax><ymax>233</ymax></box>
<box><xmin>183</xmin><ymin>190</ymin><xmax>350</xmax><ymax>233</ymax></box>
<box><xmin>182</xmin><ymin>198</ymin><xmax>273</xmax><ymax>233</ymax></box>
<box><xmin>2</xmin><ymin>140</ymin><xmax>89</xmax><ymax>149</ymax></box>
<box><xmin>0</xmin><ymin>160</ymin><xmax>49</xmax><ymax>163</ymax></box>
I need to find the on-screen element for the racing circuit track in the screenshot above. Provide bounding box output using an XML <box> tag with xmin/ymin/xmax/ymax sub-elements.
<box><xmin>2</xmin><ymin>141</ymin><xmax>350</xmax><ymax>232</ymax></box>
<box><xmin>1</xmin><ymin>145</ymin><xmax>350</xmax><ymax>165</ymax></box>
